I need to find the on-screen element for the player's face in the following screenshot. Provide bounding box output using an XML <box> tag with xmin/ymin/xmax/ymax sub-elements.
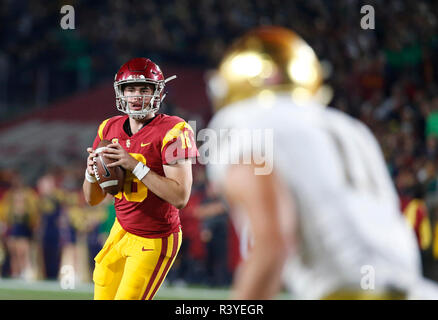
<box><xmin>123</xmin><ymin>84</ymin><xmax>155</xmax><ymax>111</ymax></box>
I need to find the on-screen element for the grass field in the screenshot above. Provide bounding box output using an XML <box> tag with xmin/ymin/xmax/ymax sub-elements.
<box><xmin>0</xmin><ymin>279</ymin><xmax>292</xmax><ymax>300</ymax></box>
<box><xmin>0</xmin><ymin>279</ymin><xmax>230</xmax><ymax>300</ymax></box>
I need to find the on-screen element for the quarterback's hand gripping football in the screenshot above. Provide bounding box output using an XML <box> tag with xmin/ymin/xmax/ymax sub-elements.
<box><xmin>103</xmin><ymin>143</ymin><xmax>138</xmax><ymax>172</ymax></box>
<box><xmin>86</xmin><ymin>147</ymin><xmax>98</xmax><ymax>178</ymax></box>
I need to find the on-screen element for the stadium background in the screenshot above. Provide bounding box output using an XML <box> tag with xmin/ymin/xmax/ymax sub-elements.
<box><xmin>1</xmin><ymin>0</ymin><xmax>438</xmax><ymax>299</ymax></box>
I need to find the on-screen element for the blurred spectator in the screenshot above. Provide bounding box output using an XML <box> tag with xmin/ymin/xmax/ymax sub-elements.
<box><xmin>401</xmin><ymin>187</ymin><xmax>432</xmax><ymax>252</ymax></box>
<box><xmin>86</xmin><ymin>195</ymin><xmax>116</xmax><ymax>273</ymax></box>
<box><xmin>195</xmin><ymin>182</ymin><xmax>232</xmax><ymax>287</ymax></box>
<box><xmin>0</xmin><ymin>169</ymin><xmax>15</xmax><ymax>277</ymax></box>
<box><xmin>397</xmin><ymin>167</ymin><xmax>437</xmax><ymax>279</ymax></box>
<box><xmin>58</xmin><ymin>192</ymin><xmax>81</xmax><ymax>282</ymax></box>
<box><xmin>168</xmin><ymin>164</ymin><xmax>207</xmax><ymax>285</ymax></box>
<box><xmin>35</xmin><ymin>170</ymin><xmax>63</xmax><ymax>280</ymax></box>
<box><xmin>64</xmin><ymin>193</ymin><xmax>106</xmax><ymax>283</ymax></box>
<box><xmin>0</xmin><ymin>172</ymin><xmax>38</xmax><ymax>279</ymax></box>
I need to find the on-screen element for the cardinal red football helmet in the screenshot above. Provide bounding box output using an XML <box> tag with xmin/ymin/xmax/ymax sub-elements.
<box><xmin>114</xmin><ymin>58</ymin><xmax>176</xmax><ymax>119</ymax></box>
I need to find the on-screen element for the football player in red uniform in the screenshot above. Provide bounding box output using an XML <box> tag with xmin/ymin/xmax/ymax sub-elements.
<box><xmin>83</xmin><ymin>57</ymin><xmax>199</xmax><ymax>300</ymax></box>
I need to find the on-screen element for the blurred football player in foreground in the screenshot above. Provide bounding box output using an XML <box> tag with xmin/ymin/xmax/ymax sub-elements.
<box><xmin>83</xmin><ymin>58</ymin><xmax>198</xmax><ymax>299</ymax></box>
<box><xmin>206</xmin><ymin>26</ymin><xmax>438</xmax><ymax>299</ymax></box>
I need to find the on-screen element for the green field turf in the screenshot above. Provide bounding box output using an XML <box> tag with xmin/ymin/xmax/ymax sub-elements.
<box><xmin>0</xmin><ymin>279</ymin><xmax>292</xmax><ymax>300</ymax></box>
<box><xmin>0</xmin><ymin>279</ymin><xmax>231</xmax><ymax>300</ymax></box>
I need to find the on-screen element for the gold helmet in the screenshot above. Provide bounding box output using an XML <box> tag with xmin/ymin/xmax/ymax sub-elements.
<box><xmin>207</xmin><ymin>26</ymin><xmax>332</xmax><ymax>111</ymax></box>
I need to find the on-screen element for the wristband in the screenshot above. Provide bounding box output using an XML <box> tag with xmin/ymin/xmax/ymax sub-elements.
<box><xmin>85</xmin><ymin>169</ymin><xmax>97</xmax><ymax>183</ymax></box>
<box><xmin>132</xmin><ymin>161</ymin><xmax>150</xmax><ymax>181</ymax></box>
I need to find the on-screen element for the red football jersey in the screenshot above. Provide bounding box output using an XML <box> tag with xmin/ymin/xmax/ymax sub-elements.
<box><xmin>92</xmin><ymin>113</ymin><xmax>199</xmax><ymax>238</ymax></box>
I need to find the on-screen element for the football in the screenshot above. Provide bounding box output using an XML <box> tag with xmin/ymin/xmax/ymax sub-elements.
<box><xmin>93</xmin><ymin>139</ymin><xmax>125</xmax><ymax>195</ymax></box>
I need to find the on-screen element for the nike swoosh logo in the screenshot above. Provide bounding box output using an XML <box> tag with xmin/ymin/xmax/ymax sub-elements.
<box><xmin>99</xmin><ymin>155</ymin><xmax>111</xmax><ymax>178</ymax></box>
<box><xmin>142</xmin><ymin>247</ymin><xmax>153</xmax><ymax>252</ymax></box>
<box><xmin>141</xmin><ymin>142</ymin><xmax>151</xmax><ymax>147</ymax></box>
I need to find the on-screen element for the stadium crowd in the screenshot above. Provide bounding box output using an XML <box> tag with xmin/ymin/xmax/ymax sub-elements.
<box><xmin>1</xmin><ymin>0</ymin><xmax>438</xmax><ymax>285</ymax></box>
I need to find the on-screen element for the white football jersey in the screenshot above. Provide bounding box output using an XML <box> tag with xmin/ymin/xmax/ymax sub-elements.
<box><xmin>206</xmin><ymin>94</ymin><xmax>433</xmax><ymax>299</ymax></box>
